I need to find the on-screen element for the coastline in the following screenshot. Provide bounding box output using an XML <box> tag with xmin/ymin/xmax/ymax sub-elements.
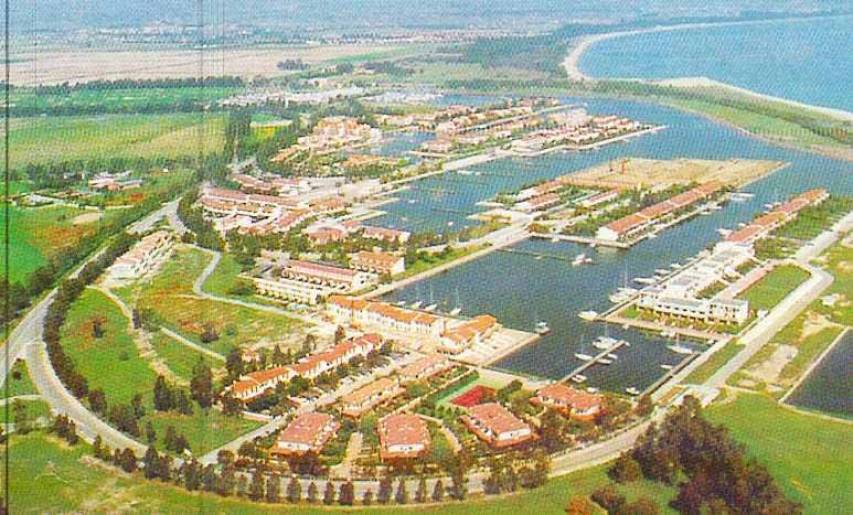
<box><xmin>563</xmin><ymin>16</ymin><xmax>853</xmax><ymax>124</ymax></box>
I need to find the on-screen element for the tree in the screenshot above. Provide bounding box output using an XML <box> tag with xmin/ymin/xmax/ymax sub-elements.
<box><xmin>286</xmin><ymin>476</ymin><xmax>302</xmax><ymax>503</ymax></box>
<box><xmin>153</xmin><ymin>375</ymin><xmax>174</xmax><ymax>411</ymax></box>
<box><xmin>183</xmin><ymin>460</ymin><xmax>202</xmax><ymax>491</ymax></box>
<box><xmin>362</xmin><ymin>489</ymin><xmax>374</xmax><ymax>506</ymax></box>
<box><xmin>591</xmin><ymin>484</ymin><xmax>625</xmax><ymax>513</ymax></box>
<box><xmin>307</xmin><ymin>482</ymin><xmax>319</xmax><ymax>504</ymax></box>
<box><xmin>226</xmin><ymin>348</ymin><xmax>244</xmax><ymax>381</ymax></box>
<box><xmin>201</xmin><ymin>465</ymin><xmax>217</xmax><ymax>492</ymax></box>
<box><xmin>323</xmin><ymin>481</ymin><xmax>336</xmax><ymax>505</ymax></box>
<box><xmin>415</xmin><ymin>477</ymin><xmax>428</xmax><ymax>503</ymax></box>
<box><xmin>395</xmin><ymin>478</ymin><xmax>409</xmax><ymax>505</ymax></box>
<box><xmin>266</xmin><ymin>473</ymin><xmax>281</xmax><ymax>503</ymax></box>
<box><xmin>338</xmin><ymin>481</ymin><xmax>355</xmax><ymax>506</ymax></box>
<box><xmin>334</xmin><ymin>325</ymin><xmax>346</xmax><ymax>343</ymax></box>
<box><xmin>432</xmin><ymin>479</ymin><xmax>445</xmax><ymax>502</ymax></box>
<box><xmin>200</xmin><ymin>322</ymin><xmax>219</xmax><ymax>343</ymax></box>
<box><xmin>377</xmin><ymin>476</ymin><xmax>393</xmax><ymax>504</ymax></box>
<box><xmin>222</xmin><ymin>393</ymin><xmax>242</xmax><ymax>417</ymax></box>
<box><xmin>131</xmin><ymin>393</ymin><xmax>146</xmax><ymax>419</ymax></box>
<box><xmin>249</xmin><ymin>469</ymin><xmax>266</xmax><ymax>501</ymax></box>
<box><xmin>143</xmin><ymin>447</ymin><xmax>161</xmax><ymax>479</ymax></box>
<box><xmin>119</xmin><ymin>448</ymin><xmax>138</xmax><ymax>473</ymax></box>
<box><xmin>190</xmin><ymin>357</ymin><xmax>214</xmax><ymax>408</ymax></box>
<box><xmin>565</xmin><ymin>495</ymin><xmax>595</xmax><ymax>515</ymax></box>
<box><xmin>609</xmin><ymin>453</ymin><xmax>642</xmax><ymax>483</ymax></box>
<box><xmin>145</xmin><ymin>422</ymin><xmax>157</xmax><ymax>445</ymax></box>
<box><xmin>88</xmin><ymin>388</ymin><xmax>108</xmax><ymax>415</ymax></box>
<box><xmin>92</xmin><ymin>435</ymin><xmax>104</xmax><ymax>459</ymax></box>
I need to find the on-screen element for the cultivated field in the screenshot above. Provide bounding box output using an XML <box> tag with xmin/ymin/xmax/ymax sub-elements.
<box><xmin>3</xmin><ymin>113</ymin><xmax>225</xmax><ymax>167</ymax></box>
<box><xmin>9</xmin><ymin>44</ymin><xmax>412</xmax><ymax>85</ymax></box>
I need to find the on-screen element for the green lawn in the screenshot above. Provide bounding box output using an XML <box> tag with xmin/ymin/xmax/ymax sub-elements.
<box><xmin>144</xmin><ymin>408</ymin><xmax>261</xmax><ymax>458</ymax></box>
<box><xmin>127</xmin><ymin>247</ymin><xmax>302</xmax><ymax>356</ymax></box>
<box><xmin>61</xmin><ymin>288</ymin><xmax>158</xmax><ymax>406</ymax></box>
<box><xmin>1</xmin><ymin>432</ymin><xmax>678</xmax><ymax>514</ymax></box>
<box><xmin>683</xmin><ymin>340</ymin><xmax>742</xmax><ymax>385</ymax></box>
<box><xmin>149</xmin><ymin>331</ymin><xmax>223</xmax><ymax>382</ymax></box>
<box><xmin>1</xmin><ymin>399</ymin><xmax>52</xmax><ymax>427</ymax></box>
<box><xmin>0</xmin><ymin>204</ymin><xmax>121</xmax><ymax>284</ymax></box>
<box><xmin>707</xmin><ymin>393</ymin><xmax>853</xmax><ymax>514</ymax></box>
<box><xmin>3</xmin><ymin>113</ymin><xmax>226</xmax><ymax>167</ymax></box>
<box><xmin>1</xmin><ymin>360</ymin><xmax>39</xmax><ymax>399</ymax></box>
<box><xmin>738</xmin><ymin>264</ymin><xmax>810</xmax><ymax>312</ymax></box>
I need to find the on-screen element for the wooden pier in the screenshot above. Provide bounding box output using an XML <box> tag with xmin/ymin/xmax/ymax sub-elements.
<box><xmin>559</xmin><ymin>339</ymin><xmax>629</xmax><ymax>383</ymax></box>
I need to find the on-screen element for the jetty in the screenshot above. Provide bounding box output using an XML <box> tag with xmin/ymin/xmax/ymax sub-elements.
<box><xmin>559</xmin><ymin>339</ymin><xmax>629</xmax><ymax>383</ymax></box>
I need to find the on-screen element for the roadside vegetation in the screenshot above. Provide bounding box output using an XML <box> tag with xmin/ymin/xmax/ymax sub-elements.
<box><xmin>737</xmin><ymin>264</ymin><xmax>810</xmax><ymax>312</ymax></box>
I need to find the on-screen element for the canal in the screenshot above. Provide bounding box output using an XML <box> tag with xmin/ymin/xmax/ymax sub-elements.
<box><xmin>785</xmin><ymin>330</ymin><xmax>852</xmax><ymax>419</ymax></box>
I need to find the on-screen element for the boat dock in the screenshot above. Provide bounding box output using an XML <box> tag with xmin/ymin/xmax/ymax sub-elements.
<box><xmin>559</xmin><ymin>339</ymin><xmax>629</xmax><ymax>383</ymax></box>
<box><xmin>534</xmin><ymin>233</ymin><xmax>630</xmax><ymax>249</ymax></box>
<box><xmin>640</xmin><ymin>351</ymin><xmax>698</xmax><ymax>397</ymax></box>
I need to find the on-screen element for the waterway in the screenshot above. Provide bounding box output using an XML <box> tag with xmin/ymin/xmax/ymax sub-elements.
<box><xmin>786</xmin><ymin>331</ymin><xmax>852</xmax><ymax>419</ymax></box>
<box><xmin>375</xmin><ymin>94</ymin><xmax>852</xmax><ymax>393</ymax></box>
<box><xmin>579</xmin><ymin>16</ymin><xmax>853</xmax><ymax>113</ymax></box>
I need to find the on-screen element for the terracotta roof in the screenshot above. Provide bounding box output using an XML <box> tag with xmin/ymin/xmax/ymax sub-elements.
<box><xmin>341</xmin><ymin>377</ymin><xmax>397</xmax><ymax>406</ymax></box>
<box><xmin>378</xmin><ymin>414</ymin><xmax>430</xmax><ymax>457</ymax></box>
<box><xmin>466</xmin><ymin>402</ymin><xmax>530</xmax><ymax>435</ymax></box>
<box><xmin>443</xmin><ymin>314</ymin><xmax>498</xmax><ymax>345</ymax></box>
<box><xmin>276</xmin><ymin>412</ymin><xmax>338</xmax><ymax>448</ymax></box>
<box><xmin>285</xmin><ymin>259</ymin><xmax>358</xmax><ymax>280</ymax></box>
<box><xmin>399</xmin><ymin>355</ymin><xmax>451</xmax><ymax>379</ymax></box>
<box><xmin>604</xmin><ymin>213</ymin><xmax>648</xmax><ymax>235</ymax></box>
<box><xmin>352</xmin><ymin>251</ymin><xmax>403</xmax><ymax>269</ymax></box>
<box><xmin>534</xmin><ymin>383</ymin><xmax>602</xmax><ymax>411</ymax></box>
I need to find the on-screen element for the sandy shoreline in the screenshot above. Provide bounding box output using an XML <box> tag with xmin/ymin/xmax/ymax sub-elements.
<box><xmin>563</xmin><ymin>16</ymin><xmax>853</xmax><ymax>123</ymax></box>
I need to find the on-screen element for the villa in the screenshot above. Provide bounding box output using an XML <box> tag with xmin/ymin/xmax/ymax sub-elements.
<box><xmin>461</xmin><ymin>402</ymin><xmax>535</xmax><ymax>449</ymax></box>
<box><xmin>340</xmin><ymin>377</ymin><xmax>403</xmax><ymax>418</ymax></box>
<box><xmin>378</xmin><ymin>413</ymin><xmax>431</xmax><ymax>461</ymax></box>
<box><xmin>531</xmin><ymin>383</ymin><xmax>603</xmax><ymax>421</ymax></box>
<box><xmin>269</xmin><ymin>412</ymin><xmax>340</xmax><ymax>458</ymax></box>
<box><xmin>351</xmin><ymin>250</ymin><xmax>406</xmax><ymax>276</ymax></box>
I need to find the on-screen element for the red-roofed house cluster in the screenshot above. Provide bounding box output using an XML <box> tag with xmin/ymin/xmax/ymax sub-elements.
<box><xmin>597</xmin><ymin>182</ymin><xmax>723</xmax><ymax>242</ymax></box>
<box><xmin>226</xmin><ymin>334</ymin><xmax>382</xmax><ymax>401</ymax></box>
<box><xmin>461</xmin><ymin>402</ymin><xmax>536</xmax><ymax>448</ymax></box>
<box><xmin>721</xmin><ymin>189</ymin><xmax>828</xmax><ymax>246</ymax></box>
<box><xmin>269</xmin><ymin>412</ymin><xmax>340</xmax><ymax>458</ymax></box>
<box><xmin>530</xmin><ymin>383</ymin><xmax>604</xmax><ymax>421</ymax></box>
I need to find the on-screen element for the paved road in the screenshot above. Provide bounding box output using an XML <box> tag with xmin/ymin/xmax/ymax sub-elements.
<box><xmin>128</xmin><ymin>198</ymin><xmax>181</xmax><ymax>235</ymax></box>
<box><xmin>26</xmin><ymin>342</ymin><xmax>147</xmax><ymax>454</ymax></box>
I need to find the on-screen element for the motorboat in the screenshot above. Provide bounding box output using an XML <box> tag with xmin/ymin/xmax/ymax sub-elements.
<box><xmin>410</xmin><ymin>301</ymin><xmax>423</xmax><ymax>309</ymax></box>
<box><xmin>585</xmin><ymin>387</ymin><xmax>599</xmax><ymax>394</ymax></box>
<box><xmin>606</xmin><ymin>353</ymin><xmax>618</xmax><ymax>360</ymax></box>
<box><xmin>424</xmin><ymin>304</ymin><xmax>438</xmax><ymax>312</ymax></box>
<box><xmin>571</xmin><ymin>374</ymin><xmax>587</xmax><ymax>383</ymax></box>
<box><xmin>572</xmin><ymin>253</ymin><xmax>593</xmax><ymax>266</ymax></box>
<box><xmin>655</xmin><ymin>268</ymin><xmax>670</xmax><ymax>275</ymax></box>
<box><xmin>625</xmin><ymin>387</ymin><xmax>641</xmax><ymax>396</ymax></box>
<box><xmin>578</xmin><ymin>310</ymin><xmax>598</xmax><ymax>321</ymax></box>
<box><xmin>660</xmin><ymin>364</ymin><xmax>674</xmax><ymax>370</ymax></box>
<box><xmin>729</xmin><ymin>192</ymin><xmax>754</xmax><ymax>202</ymax></box>
<box><xmin>574</xmin><ymin>353</ymin><xmax>593</xmax><ymax>361</ymax></box>
<box><xmin>535</xmin><ymin>321</ymin><xmax>551</xmax><ymax>335</ymax></box>
<box><xmin>668</xmin><ymin>343</ymin><xmax>694</xmax><ymax>355</ymax></box>
<box><xmin>634</xmin><ymin>277</ymin><xmax>657</xmax><ymax>285</ymax></box>
<box><xmin>597</xmin><ymin>358</ymin><xmax>614</xmax><ymax>365</ymax></box>
<box><xmin>593</xmin><ymin>336</ymin><xmax>619</xmax><ymax>350</ymax></box>
<box><xmin>717</xmin><ymin>228</ymin><xmax>732</xmax><ymax>237</ymax></box>
<box><xmin>449</xmin><ymin>307</ymin><xmax>462</xmax><ymax>316</ymax></box>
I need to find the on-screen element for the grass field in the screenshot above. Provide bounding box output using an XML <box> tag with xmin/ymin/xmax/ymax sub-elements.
<box><xmin>61</xmin><ymin>288</ymin><xmax>259</xmax><ymax>455</ymax></box>
<box><xmin>1</xmin><ymin>399</ymin><xmax>52</xmax><ymax>426</ymax></box>
<box><xmin>707</xmin><ymin>393</ymin><xmax>853</xmax><ymax>514</ymax></box>
<box><xmin>1</xmin><ymin>360</ymin><xmax>39</xmax><ymax>399</ymax></box>
<box><xmin>4</xmin><ymin>113</ymin><xmax>225</xmax><ymax>167</ymax></box>
<box><xmin>126</xmin><ymin>246</ymin><xmax>301</xmax><ymax>356</ymax></box>
<box><xmin>683</xmin><ymin>340</ymin><xmax>742</xmax><ymax>385</ymax></box>
<box><xmin>737</xmin><ymin>264</ymin><xmax>810</xmax><ymax>312</ymax></box>
<box><xmin>149</xmin><ymin>331</ymin><xmax>223</xmax><ymax>382</ymax></box>
<box><xmin>0</xmin><ymin>204</ymin><xmax>122</xmax><ymax>283</ymax></box>
<box><xmin>61</xmin><ymin>288</ymin><xmax>158</xmax><ymax>406</ymax></box>
<box><xmin>1</xmin><ymin>433</ymin><xmax>678</xmax><ymax>513</ymax></box>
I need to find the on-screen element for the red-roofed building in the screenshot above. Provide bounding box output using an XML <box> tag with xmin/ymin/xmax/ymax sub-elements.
<box><xmin>398</xmin><ymin>355</ymin><xmax>452</xmax><ymax>382</ymax></box>
<box><xmin>269</xmin><ymin>412</ymin><xmax>340</xmax><ymax>458</ymax></box>
<box><xmin>351</xmin><ymin>251</ymin><xmax>406</xmax><ymax>276</ymax></box>
<box><xmin>228</xmin><ymin>366</ymin><xmax>295</xmax><ymax>401</ymax></box>
<box><xmin>362</xmin><ymin>225</ymin><xmax>411</xmax><ymax>244</ymax></box>
<box><xmin>531</xmin><ymin>383</ymin><xmax>603</xmax><ymax>421</ymax></box>
<box><xmin>340</xmin><ymin>377</ymin><xmax>403</xmax><ymax>418</ymax></box>
<box><xmin>441</xmin><ymin>314</ymin><xmax>500</xmax><ymax>354</ymax></box>
<box><xmin>327</xmin><ymin>296</ymin><xmax>446</xmax><ymax>338</ymax></box>
<box><xmin>461</xmin><ymin>402</ymin><xmax>535</xmax><ymax>448</ymax></box>
<box><xmin>378</xmin><ymin>414</ymin><xmax>431</xmax><ymax>461</ymax></box>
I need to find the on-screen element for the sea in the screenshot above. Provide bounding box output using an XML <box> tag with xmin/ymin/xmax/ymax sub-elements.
<box><xmin>579</xmin><ymin>15</ymin><xmax>853</xmax><ymax>113</ymax></box>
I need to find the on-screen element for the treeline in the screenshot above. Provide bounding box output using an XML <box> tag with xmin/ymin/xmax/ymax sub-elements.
<box><xmin>177</xmin><ymin>191</ymin><xmax>224</xmax><ymax>251</ymax></box>
<box><xmin>604</xmin><ymin>396</ymin><xmax>800</xmax><ymax>514</ymax></box>
<box><xmin>33</xmin><ymin>77</ymin><xmax>245</xmax><ymax>95</ymax></box>
<box><xmin>43</xmin><ymin>232</ymin><xmax>138</xmax><ymax>399</ymax></box>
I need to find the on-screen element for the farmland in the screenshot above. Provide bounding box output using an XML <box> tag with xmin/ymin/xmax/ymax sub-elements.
<box><xmin>4</xmin><ymin>113</ymin><xmax>226</xmax><ymax>168</ymax></box>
